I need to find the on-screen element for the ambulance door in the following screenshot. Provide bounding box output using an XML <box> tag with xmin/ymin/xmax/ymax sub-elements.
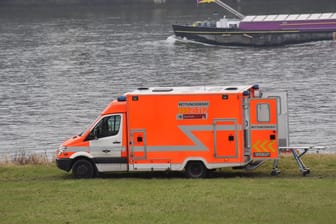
<box><xmin>214</xmin><ymin>119</ymin><xmax>238</xmax><ymax>158</ymax></box>
<box><xmin>128</xmin><ymin>130</ymin><xmax>147</xmax><ymax>171</ymax></box>
<box><xmin>86</xmin><ymin>113</ymin><xmax>127</xmax><ymax>171</ymax></box>
<box><xmin>129</xmin><ymin>129</ymin><xmax>147</xmax><ymax>160</ymax></box>
<box><xmin>249</xmin><ymin>98</ymin><xmax>279</xmax><ymax>159</ymax></box>
<box><xmin>262</xmin><ymin>91</ymin><xmax>289</xmax><ymax>147</ymax></box>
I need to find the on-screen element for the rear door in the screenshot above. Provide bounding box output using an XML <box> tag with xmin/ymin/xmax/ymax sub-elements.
<box><xmin>262</xmin><ymin>91</ymin><xmax>289</xmax><ymax>147</ymax></box>
<box><xmin>249</xmin><ymin>98</ymin><xmax>279</xmax><ymax>159</ymax></box>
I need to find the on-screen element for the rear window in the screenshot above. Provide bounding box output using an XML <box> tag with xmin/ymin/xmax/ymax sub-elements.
<box><xmin>257</xmin><ymin>103</ymin><xmax>270</xmax><ymax>122</ymax></box>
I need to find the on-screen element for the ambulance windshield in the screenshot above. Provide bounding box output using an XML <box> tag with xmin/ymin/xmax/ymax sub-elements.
<box><xmin>78</xmin><ymin>115</ymin><xmax>101</xmax><ymax>137</ymax></box>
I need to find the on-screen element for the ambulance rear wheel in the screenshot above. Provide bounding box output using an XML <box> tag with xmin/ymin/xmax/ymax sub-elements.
<box><xmin>72</xmin><ymin>159</ymin><xmax>95</xmax><ymax>178</ymax></box>
<box><xmin>185</xmin><ymin>162</ymin><xmax>207</xmax><ymax>178</ymax></box>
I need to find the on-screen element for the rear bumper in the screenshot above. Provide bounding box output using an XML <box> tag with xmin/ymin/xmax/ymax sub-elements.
<box><xmin>56</xmin><ymin>158</ymin><xmax>72</xmax><ymax>172</ymax></box>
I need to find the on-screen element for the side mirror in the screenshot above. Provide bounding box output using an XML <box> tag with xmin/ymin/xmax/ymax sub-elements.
<box><xmin>88</xmin><ymin>128</ymin><xmax>98</xmax><ymax>140</ymax></box>
<box><xmin>93</xmin><ymin>128</ymin><xmax>99</xmax><ymax>139</ymax></box>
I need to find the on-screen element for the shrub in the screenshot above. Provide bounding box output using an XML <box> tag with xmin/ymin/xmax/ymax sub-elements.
<box><xmin>0</xmin><ymin>151</ymin><xmax>51</xmax><ymax>165</ymax></box>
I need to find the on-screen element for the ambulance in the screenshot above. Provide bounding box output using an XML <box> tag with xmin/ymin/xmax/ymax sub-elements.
<box><xmin>56</xmin><ymin>84</ymin><xmax>293</xmax><ymax>178</ymax></box>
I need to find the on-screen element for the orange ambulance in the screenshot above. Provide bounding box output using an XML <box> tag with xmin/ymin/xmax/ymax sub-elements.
<box><xmin>56</xmin><ymin>84</ymin><xmax>291</xmax><ymax>178</ymax></box>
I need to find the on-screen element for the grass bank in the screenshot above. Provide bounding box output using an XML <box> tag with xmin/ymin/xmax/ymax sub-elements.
<box><xmin>0</xmin><ymin>154</ymin><xmax>335</xmax><ymax>224</ymax></box>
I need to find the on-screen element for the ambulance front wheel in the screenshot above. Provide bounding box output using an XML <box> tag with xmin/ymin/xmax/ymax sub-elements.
<box><xmin>72</xmin><ymin>159</ymin><xmax>95</xmax><ymax>178</ymax></box>
<box><xmin>185</xmin><ymin>161</ymin><xmax>207</xmax><ymax>178</ymax></box>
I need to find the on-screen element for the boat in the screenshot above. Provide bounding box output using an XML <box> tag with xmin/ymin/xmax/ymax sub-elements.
<box><xmin>172</xmin><ymin>0</ymin><xmax>336</xmax><ymax>46</ymax></box>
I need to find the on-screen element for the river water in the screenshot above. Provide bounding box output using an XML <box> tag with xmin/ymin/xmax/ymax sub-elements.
<box><xmin>0</xmin><ymin>0</ymin><xmax>335</xmax><ymax>157</ymax></box>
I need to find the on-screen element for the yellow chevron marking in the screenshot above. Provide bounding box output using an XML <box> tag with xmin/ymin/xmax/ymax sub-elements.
<box><xmin>260</xmin><ymin>140</ymin><xmax>267</xmax><ymax>152</ymax></box>
<box><xmin>253</xmin><ymin>140</ymin><xmax>276</xmax><ymax>152</ymax></box>
<box><xmin>252</xmin><ymin>140</ymin><xmax>261</xmax><ymax>152</ymax></box>
<box><xmin>268</xmin><ymin>141</ymin><xmax>275</xmax><ymax>152</ymax></box>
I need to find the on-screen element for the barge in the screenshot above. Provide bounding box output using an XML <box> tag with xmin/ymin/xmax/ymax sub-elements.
<box><xmin>172</xmin><ymin>0</ymin><xmax>336</xmax><ymax>46</ymax></box>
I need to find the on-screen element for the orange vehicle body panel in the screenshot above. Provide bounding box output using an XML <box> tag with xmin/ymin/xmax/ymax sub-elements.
<box><xmin>101</xmin><ymin>100</ymin><xmax>127</xmax><ymax>115</ymax></box>
<box><xmin>126</xmin><ymin>93</ymin><xmax>246</xmax><ymax>166</ymax></box>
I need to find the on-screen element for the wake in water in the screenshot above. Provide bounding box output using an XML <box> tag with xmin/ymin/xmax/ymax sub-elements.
<box><xmin>165</xmin><ymin>35</ymin><xmax>178</xmax><ymax>44</ymax></box>
<box><xmin>166</xmin><ymin>35</ymin><xmax>215</xmax><ymax>46</ymax></box>
<box><xmin>139</xmin><ymin>35</ymin><xmax>177</xmax><ymax>47</ymax></box>
<box><xmin>140</xmin><ymin>35</ymin><xmax>215</xmax><ymax>47</ymax></box>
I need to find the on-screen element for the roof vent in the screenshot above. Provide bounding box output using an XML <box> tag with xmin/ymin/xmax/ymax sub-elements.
<box><xmin>137</xmin><ymin>87</ymin><xmax>149</xmax><ymax>91</ymax></box>
<box><xmin>225</xmin><ymin>87</ymin><xmax>238</xmax><ymax>91</ymax></box>
<box><xmin>152</xmin><ymin>88</ymin><xmax>173</xmax><ymax>92</ymax></box>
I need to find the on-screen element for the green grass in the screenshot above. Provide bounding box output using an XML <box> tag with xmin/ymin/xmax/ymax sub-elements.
<box><xmin>0</xmin><ymin>155</ymin><xmax>335</xmax><ymax>224</ymax></box>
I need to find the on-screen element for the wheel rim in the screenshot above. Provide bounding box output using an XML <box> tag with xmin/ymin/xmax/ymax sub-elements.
<box><xmin>73</xmin><ymin>160</ymin><xmax>94</xmax><ymax>178</ymax></box>
<box><xmin>190</xmin><ymin>164</ymin><xmax>202</xmax><ymax>177</ymax></box>
<box><xmin>187</xmin><ymin>162</ymin><xmax>206</xmax><ymax>178</ymax></box>
<box><xmin>77</xmin><ymin>164</ymin><xmax>89</xmax><ymax>177</ymax></box>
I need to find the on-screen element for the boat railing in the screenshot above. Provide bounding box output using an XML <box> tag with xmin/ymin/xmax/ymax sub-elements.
<box><xmin>215</xmin><ymin>0</ymin><xmax>244</xmax><ymax>19</ymax></box>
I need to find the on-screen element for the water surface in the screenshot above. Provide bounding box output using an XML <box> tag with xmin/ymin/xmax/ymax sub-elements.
<box><xmin>0</xmin><ymin>0</ymin><xmax>335</xmax><ymax>156</ymax></box>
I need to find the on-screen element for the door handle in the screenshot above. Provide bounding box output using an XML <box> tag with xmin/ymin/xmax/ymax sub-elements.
<box><xmin>113</xmin><ymin>141</ymin><xmax>121</xmax><ymax>144</ymax></box>
<box><xmin>102</xmin><ymin>149</ymin><xmax>111</xmax><ymax>153</ymax></box>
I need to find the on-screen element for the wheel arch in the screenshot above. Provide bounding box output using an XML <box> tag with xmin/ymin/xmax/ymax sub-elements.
<box><xmin>69</xmin><ymin>152</ymin><xmax>96</xmax><ymax>173</ymax></box>
<box><xmin>69</xmin><ymin>151</ymin><xmax>93</xmax><ymax>159</ymax></box>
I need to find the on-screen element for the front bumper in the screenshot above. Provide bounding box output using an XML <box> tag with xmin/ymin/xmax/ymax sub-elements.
<box><xmin>56</xmin><ymin>158</ymin><xmax>72</xmax><ymax>172</ymax></box>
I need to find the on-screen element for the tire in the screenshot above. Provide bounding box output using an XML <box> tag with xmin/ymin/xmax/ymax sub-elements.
<box><xmin>72</xmin><ymin>159</ymin><xmax>95</xmax><ymax>179</ymax></box>
<box><xmin>185</xmin><ymin>161</ymin><xmax>207</xmax><ymax>178</ymax></box>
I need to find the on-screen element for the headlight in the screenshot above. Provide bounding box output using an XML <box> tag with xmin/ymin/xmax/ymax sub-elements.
<box><xmin>56</xmin><ymin>145</ymin><xmax>67</xmax><ymax>156</ymax></box>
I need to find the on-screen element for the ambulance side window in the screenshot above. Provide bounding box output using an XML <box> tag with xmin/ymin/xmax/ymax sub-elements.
<box><xmin>87</xmin><ymin>115</ymin><xmax>121</xmax><ymax>140</ymax></box>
